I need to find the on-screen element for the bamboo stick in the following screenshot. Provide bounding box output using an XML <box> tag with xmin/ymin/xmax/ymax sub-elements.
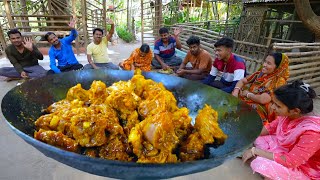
<box><xmin>81</xmin><ymin>0</ymin><xmax>88</xmax><ymax>54</ymax></box>
<box><xmin>0</xmin><ymin>26</ymin><xmax>7</xmax><ymax>50</ymax></box>
<box><xmin>289</xmin><ymin>71</ymin><xmax>320</xmax><ymax>81</ymax></box>
<box><xmin>274</xmin><ymin>42</ymin><xmax>320</xmax><ymax>46</ymax></box>
<box><xmin>308</xmin><ymin>82</ymin><xmax>320</xmax><ymax>88</ymax></box>
<box><xmin>285</xmin><ymin>51</ymin><xmax>320</xmax><ymax>57</ymax></box>
<box><xmin>11</xmin><ymin>14</ymin><xmax>82</xmax><ymax>18</ymax></box>
<box><xmin>12</xmin><ymin>20</ymin><xmax>73</xmax><ymax>23</ymax></box>
<box><xmin>289</xmin><ymin>61</ymin><xmax>320</xmax><ymax>70</ymax></box>
<box><xmin>289</xmin><ymin>56</ymin><xmax>320</xmax><ymax>63</ymax></box>
<box><xmin>290</xmin><ymin>66</ymin><xmax>320</xmax><ymax>76</ymax></box>
<box><xmin>3</xmin><ymin>0</ymin><xmax>15</xmax><ymax>29</ymax></box>
<box><xmin>273</xmin><ymin>45</ymin><xmax>320</xmax><ymax>50</ymax></box>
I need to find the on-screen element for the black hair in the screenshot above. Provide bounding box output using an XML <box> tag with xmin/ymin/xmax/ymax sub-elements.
<box><xmin>44</xmin><ymin>32</ymin><xmax>56</xmax><ymax>41</ymax></box>
<box><xmin>7</xmin><ymin>29</ymin><xmax>21</xmax><ymax>37</ymax></box>
<box><xmin>186</xmin><ymin>35</ymin><xmax>200</xmax><ymax>45</ymax></box>
<box><xmin>93</xmin><ymin>28</ymin><xmax>104</xmax><ymax>35</ymax></box>
<box><xmin>214</xmin><ymin>37</ymin><xmax>234</xmax><ymax>48</ymax></box>
<box><xmin>159</xmin><ymin>27</ymin><xmax>169</xmax><ymax>34</ymax></box>
<box><xmin>274</xmin><ymin>80</ymin><xmax>317</xmax><ymax>114</ymax></box>
<box><xmin>140</xmin><ymin>44</ymin><xmax>150</xmax><ymax>53</ymax></box>
<box><xmin>270</xmin><ymin>52</ymin><xmax>282</xmax><ymax>68</ymax></box>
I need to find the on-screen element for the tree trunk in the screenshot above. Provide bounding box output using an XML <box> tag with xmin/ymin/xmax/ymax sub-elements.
<box><xmin>293</xmin><ymin>0</ymin><xmax>320</xmax><ymax>40</ymax></box>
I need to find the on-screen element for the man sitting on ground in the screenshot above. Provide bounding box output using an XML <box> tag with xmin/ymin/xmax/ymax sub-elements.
<box><xmin>152</xmin><ymin>27</ymin><xmax>183</xmax><ymax>70</ymax></box>
<box><xmin>84</xmin><ymin>18</ymin><xmax>119</xmax><ymax>70</ymax></box>
<box><xmin>202</xmin><ymin>37</ymin><xmax>246</xmax><ymax>93</ymax></box>
<box><xmin>176</xmin><ymin>35</ymin><xmax>212</xmax><ymax>80</ymax></box>
<box><xmin>45</xmin><ymin>16</ymin><xmax>83</xmax><ymax>75</ymax></box>
<box><xmin>0</xmin><ymin>29</ymin><xmax>46</xmax><ymax>79</ymax></box>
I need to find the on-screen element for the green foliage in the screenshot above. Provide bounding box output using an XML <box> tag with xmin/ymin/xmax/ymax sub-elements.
<box><xmin>116</xmin><ymin>26</ymin><xmax>134</xmax><ymax>43</ymax></box>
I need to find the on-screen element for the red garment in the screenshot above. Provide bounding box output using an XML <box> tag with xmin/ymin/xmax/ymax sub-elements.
<box><xmin>262</xmin><ymin>115</ymin><xmax>320</xmax><ymax>179</ymax></box>
<box><xmin>210</xmin><ymin>54</ymin><xmax>246</xmax><ymax>82</ymax></box>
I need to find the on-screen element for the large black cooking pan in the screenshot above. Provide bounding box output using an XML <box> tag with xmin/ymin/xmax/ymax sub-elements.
<box><xmin>1</xmin><ymin>69</ymin><xmax>262</xmax><ymax>179</ymax></box>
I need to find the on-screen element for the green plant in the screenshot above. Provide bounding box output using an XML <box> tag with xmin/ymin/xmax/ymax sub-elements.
<box><xmin>116</xmin><ymin>26</ymin><xmax>134</xmax><ymax>42</ymax></box>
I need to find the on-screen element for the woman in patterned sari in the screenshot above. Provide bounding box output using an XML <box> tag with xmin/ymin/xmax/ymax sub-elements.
<box><xmin>119</xmin><ymin>44</ymin><xmax>153</xmax><ymax>71</ymax></box>
<box><xmin>232</xmin><ymin>52</ymin><xmax>289</xmax><ymax>124</ymax></box>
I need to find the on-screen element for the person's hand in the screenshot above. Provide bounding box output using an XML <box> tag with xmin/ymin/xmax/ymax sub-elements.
<box><xmin>68</xmin><ymin>15</ymin><xmax>77</xmax><ymax>29</ymax></box>
<box><xmin>176</xmin><ymin>69</ymin><xmax>184</xmax><ymax>75</ymax></box>
<box><xmin>173</xmin><ymin>27</ymin><xmax>183</xmax><ymax>37</ymax></box>
<box><xmin>232</xmin><ymin>90</ymin><xmax>239</xmax><ymax>97</ymax></box>
<box><xmin>22</xmin><ymin>37</ymin><xmax>33</xmax><ymax>51</ymax></box>
<box><xmin>134</xmin><ymin>62</ymin><xmax>143</xmax><ymax>67</ymax></box>
<box><xmin>106</xmin><ymin>18</ymin><xmax>114</xmax><ymax>25</ymax></box>
<box><xmin>93</xmin><ymin>66</ymin><xmax>100</xmax><ymax>70</ymax></box>
<box><xmin>242</xmin><ymin>148</ymin><xmax>254</xmax><ymax>163</ymax></box>
<box><xmin>20</xmin><ymin>71</ymin><xmax>29</xmax><ymax>78</ymax></box>
<box><xmin>161</xmin><ymin>63</ymin><xmax>170</xmax><ymax>70</ymax></box>
<box><xmin>240</xmin><ymin>90</ymin><xmax>250</xmax><ymax>98</ymax></box>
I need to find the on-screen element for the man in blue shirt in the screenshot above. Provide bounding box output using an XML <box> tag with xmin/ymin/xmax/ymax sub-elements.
<box><xmin>45</xmin><ymin>17</ymin><xmax>83</xmax><ymax>75</ymax></box>
<box><xmin>152</xmin><ymin>27</ymin><xmax>183</xmax><ymax>70</ymax></box>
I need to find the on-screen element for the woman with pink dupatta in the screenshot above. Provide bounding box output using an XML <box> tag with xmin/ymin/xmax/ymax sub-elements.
<box><xmin>242</xmin><ymin>80</ymin><xmax>320</xmax><ymax>180</ymax></box>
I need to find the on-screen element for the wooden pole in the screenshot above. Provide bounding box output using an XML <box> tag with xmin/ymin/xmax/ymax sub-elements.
<box><xmin>0</xmin><ymin>25</ymin><xmax>7</xmax><ymax>53</ymax></box>
<box><xmin>141</xmin><ymin>0</ymin><xmax>144</xmax><ymax>43</ymax></box>
<box><xmin>81</xmin><ymin>0</ymin><xmax>88</xmax><ymax>54</ymax></box>
<box><xmin>20</xmin><ymin>0</ymin><xmax>31</xmax><ymax>32</ymax></box>
<box><xmin>47</xmin><ymin>0</ymin><xmax>55</xmax><ymax>29</ymax></box>
<box><xmin>3</xmin><ymin>0</ymin><xmax>15</xmax><ymax>29</ymax></box>
<box><xmin>102</xmin><ymin>0</ymin><xmax>107</xmax><ymax>30</ymax></box>
<box><xmin>72</xmin><ymin>0</ymin><xmax>80</xmax><ymax>55</ymax></box>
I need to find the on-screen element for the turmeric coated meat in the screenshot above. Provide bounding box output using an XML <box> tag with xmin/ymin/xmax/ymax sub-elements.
<box><xmin>34</xmin><ymin>70</ymin><xmax>227</xmax><ymax>163</ymax></box>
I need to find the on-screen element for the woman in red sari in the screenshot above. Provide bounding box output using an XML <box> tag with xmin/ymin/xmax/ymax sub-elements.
<box><xmin>242</xmin><ymin>80</ymin><xmax>320</xmax><ymax>180</ymax></box>
<box><xmin>232</xmin><ymin>53</ymin><xmax>289</xmax><ymax>124</ymax></box>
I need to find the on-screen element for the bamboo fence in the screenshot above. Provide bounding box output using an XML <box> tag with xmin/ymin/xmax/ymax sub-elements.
<box><xmin>273</xmin><ymin>43</ymin><xmax>320</xmax><ymax>88</ymax></box>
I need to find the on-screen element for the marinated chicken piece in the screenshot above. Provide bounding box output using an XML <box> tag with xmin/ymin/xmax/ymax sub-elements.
<box><xmin>194</xmin><ymin>104</ymin><xmax>227</xmax><ymax>144</ymax></box>
<box><xmin>70</xmin><ymin>108</ymin><xmax>107</xmax><ymax>147</ymax></box>
<box><xmin>84</xmin><ymin>148</ymin><xmax>98</xmax><ymax>158</ymax></box>
<box><xmin>122</xmin><ymin>110</ymin><xmax>140</xmax><ymax>136</ymax></box>
<box><xmin>138</xmin><ymin>90</ymin><xmax>178</xmax><ymax>118</ymax></box>
<box><xmin>34</xmin><ymin>114</ymin><xmax>56</xmax><ymax>130</ymax></box>
<box><xmin>91</xmin><ymin>104</ymin><xmax>124</xmax><ymax>135</ymax></box>
<box><xmin>66</xmin><ymin>83</ymin><xmax>89</xmax><ymax>102</ymax></box>
<box><xmin>129</xmin><ymin>112</ymin><xmax>179</xmax><ymax>163</ymax></box>
<box><xmin>88</xmin><ymin>80</ymin><xmax>108</xmax><ymax>105</ymax></box>
<box><xmin>106</xmin><ymin>81</ymin><xmax>140</xmax><ymax>120</ymax></box>
<box><xmin>179</xmin><ymin>105</ymin><xmax>227</xmax><ymax>161</ymax></box>
<box><xmin>141</xmin><ymin>79</ymin><xmax>166</xmax><ymax>100</ymax></box>
<box><xmin>130</xmin><ymin>70</ymin><xmax>148</xmax><ymax>97</ymax></box>
<box><xmin>99</xmin><ymin>136</ymin><xmax>132</xmax><ymax>161</ymax></box>
<box><xmin>172</xmin><ymin>107</ymin><xmax>193</xmax><ymax>141</ymax></box>
<box><xmin>179</xmin><ymin>132</ymin><xmax>204</xmax><ymax>161</ymax></box>
<box><xmin>34</xmin><ymin>129</ymin><xmax>79</xmax><ymax>152</ymax></box>
<box><xmin>46</xmin><ymin>100</ymin><xmax>71</xmax><ymax>113</ymax></box>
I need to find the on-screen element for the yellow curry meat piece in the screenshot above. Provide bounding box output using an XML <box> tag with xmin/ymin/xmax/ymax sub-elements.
<box><xmin>34</xmin><ymin>70</ymin><xmax>227</xmax><ymax>163</ymax></box>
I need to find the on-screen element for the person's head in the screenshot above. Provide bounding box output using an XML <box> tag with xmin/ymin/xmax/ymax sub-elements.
<box><xmin>93</xmin><ymin>28</ymin><xmax>104</xmax><ymax>43</ymax></box>
<box><xmin>262</xmin><ymin>52</ymin><xmax>283</xmax><ymax>75</ymax></box>
<box><xmin>186</xmin><ymin>36</ymin><xmax>201</xmax><ymax>55</ymax></box>
<box><xmin>7</xmin><ymin>29</ymin><xmax>23</xmax><ymax>47</ymax></box>
<box><xmin>272</xmin><ymin>80</ymin><xmax>316</xmax><ymax>119</ymax></box>
<box><xmin>45</xmin><ymin>32</ymin><xmax>59</xmax><ymax>46</ymax></box>
<box><xmin>159</xmin><ymin>27</ymin><xmax>169</xmax><ymax>43</ymax></box>
<box><xmin>214</xmin><ymin>37</ymin><xmax>234</xmax><ymax>61</ymax></box>
<box><xmin>139</xmin><ymin>44</ymin><xmax>150</xmax><ymax>57</ymax></box>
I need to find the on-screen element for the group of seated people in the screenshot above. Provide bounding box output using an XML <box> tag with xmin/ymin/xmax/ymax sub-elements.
<box><xmin>0</xmin><ymin>17</ymin><xmax>319</xmax><ymax>179</ymax></box>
